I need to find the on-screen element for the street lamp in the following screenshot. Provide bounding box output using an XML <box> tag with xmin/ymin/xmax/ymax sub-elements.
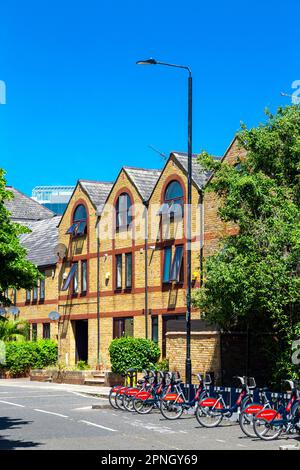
<box><xmin>136</xmin><ymin>57</ymin><xmax>193</xmax><ymax>388</ymax></box>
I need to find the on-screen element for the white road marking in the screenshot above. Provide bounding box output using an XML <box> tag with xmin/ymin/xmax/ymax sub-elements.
<box><xmin>237</xmin><ymin>443</ymin><xmax>248</xmax><ymax>448</ymax></box>
<box><xmin>216</xmin><ymin>439</ymin><xmax>226</xmax><ymax>443</ymax></box>
<box><xmin>72</xmin><ymin>406</ymin><xmax>92</xmax><ymax>411</ymax></box>
<box><xmin>79</xmin><ymin>420</ymin><xmax>117</xmax><ymax>432</ymax></box>
<box><xmin>0</xmin><ymin>400</ymin><xmax>25</xmax><ymax>408</ymax></box>
<box><xmin>0</xmin><ymin>394</ymin><xmax>70</xmax><ymax>399</ymax></box>
<box><xmin>34</xmin><ymin>409</ymin><xmax>69</xmax><ymax>418</ymax></box>
<box><xmin>70</xmin><ymin>391</ymin><xmax>106</xmax><ymax>400</ymax></box>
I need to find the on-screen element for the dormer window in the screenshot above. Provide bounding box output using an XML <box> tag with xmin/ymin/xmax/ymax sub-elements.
<box><xmin>158</xmin><ymin>180</ymin><xmax>184</xmax><ymax>218</ymax></box>
<box><xmin>66</xmin><ymin>204</ymin><xmax>87</xmax><ymax>236</ymax></box>
<box><xmin>116</xmin><ymin>193</ymin><xmax>132</xmax><ymax>230</ymax></box>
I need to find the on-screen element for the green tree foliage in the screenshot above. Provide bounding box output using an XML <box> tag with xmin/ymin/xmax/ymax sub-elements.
<box><xmin>0</xmin><ymin>339</ymin><xmax>58</xmax><ymax>376</ymax></box>
<box><xmin>109</xmin><ymin>337</ymin><xmax>161</xmax><ymax>374</ymax></box>
<box><xmin>193</xmin><ymin>106</ymin><xmax>300</xmax><ymax>381</ymax></box>
<box><xmin>0</xmin><ymin>317</ymin><xmax>28</xmax><ymax>342</ymax></box>
<box><xmin>0</xmin><ymin>169</ymin><xmax>41</xmax><ymax>305</ymax></box>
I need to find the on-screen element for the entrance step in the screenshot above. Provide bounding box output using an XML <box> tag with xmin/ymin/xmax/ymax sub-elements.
<box><xmin>84</xmin><ymin>378</ymin><xmax>105</xmax><ymax>386</ymax></box>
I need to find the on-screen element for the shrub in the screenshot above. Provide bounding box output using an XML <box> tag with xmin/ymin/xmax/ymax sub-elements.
<box><xmin>1</xmin><ymin>339</ymin><xmax>58</xmax><ymax>376</ymax></box>
<box><xmin>109</xmin><ymin>337</ymin><xmax>160</xmax><ymax>374</ymax></box>
<box><xmin>76</xmin><ymin>360</ymin><xmax>90</xmax><ymax>370</ymax></box>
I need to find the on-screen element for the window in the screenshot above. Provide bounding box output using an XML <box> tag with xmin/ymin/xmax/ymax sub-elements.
<box><xmin>73</xmin><ymin>262</ymin><xmax>79</xmax><ymax>294</ymax></box>
<box><xmin>151</xmin><ymin>316</ymin><xmax>158</xmax><ymax>344</ymax></box>
<box><xmin>40</xmin><ymin>276</ymin><xmax>45</xmax><ymax>301</ymax></box>
<box><xmin>170</xmin><ymin>245</ymin><xmax>184</xmax><ymax>282</ymax></box>
<box><xmin>163</xmin><ymin>246</ymin><xmax>172</xmax><ymax>283</ymax></box>
<box><xmin>26</xmin><ymin>290</ymin><xmax>31</xmax><ymax>302</ymax></box>
<box><xmin>113</xmin><ymin>317</ymin><xmax>133</xmax><ymax>338</ymax></box>
<box><xmin>116</xmin><ymin>193</ymin><xmax>132</xmax><ymax>229</ymax></box>
<box><xmin>61</xmin><ymin>263</ymin><xmax>78</xmax><ymax>291</ymax></box>
<box><xmin>162</xmin><ymin>180</ymin><xmax>184</xmax><ymax>219</ymax></box>
<box><xmin>32</xmin><ymin>323</ymin><xmax>37</xmax><ymax>341</ymax></box>
<box><xmin>66</xmin><ymin>204</ymin><xmax>87</xmax><ymax>236</ymax></box>
<box><xmin>163</xmin><ymin>245</ymin><xmax>184</xmax><ymax>283</ymax></box>
<box><xmin>81</xmin><ymin>260</ymin><xmax>87</xmax><ymax>293</ymax></box>
<box><xmin>125</xmin><ymin>253</ymin><xmax>132</xmax><ymax>289</ymax></box>
<box><xmin>43</xmin><ymin>323</ymin><xmax>50</xmax><ymax>339</ymax></box>
<box><xmin>32</xmin><ymin>286</ymin><xmax>38</xmax><ymax>301</ymax></box>
<box><xmin>115</xmin><ymin>254</ymin><xmax>122</xmax><ymax>290</ymax></box>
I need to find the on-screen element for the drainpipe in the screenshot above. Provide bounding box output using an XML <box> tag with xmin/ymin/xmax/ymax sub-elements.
<box><xmin>143</xmin><ymin>201</ymin><xmax>149</xmax><ymax>339</ymax></box>
<box><xmin>96</xmin><ymin>216</ymin><xmax>101</xmax><ymax>367</ymax></box>
<box><xmin>199</xmin><ymin>191</ymin><xmax>204</xmax><ymax>287</ymax></box>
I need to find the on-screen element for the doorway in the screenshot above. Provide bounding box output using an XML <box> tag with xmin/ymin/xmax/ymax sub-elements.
<box><xmin>74</xmin><ymin>320</ymin><xmax>88</xmax><ymax>363</ymax></box>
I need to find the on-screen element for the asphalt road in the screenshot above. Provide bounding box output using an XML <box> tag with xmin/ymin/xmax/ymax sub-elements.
<box><xmin>0</xmin><ymin>382</ymin><xmax>299</xmax><ymax>450</ymax></box>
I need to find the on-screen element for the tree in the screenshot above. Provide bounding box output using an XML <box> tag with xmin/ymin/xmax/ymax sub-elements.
<box><xmin>193</xmin><ymin>105</ymin><xmax>300</xmax><ymax>381</ymax></box>
<box><xmin>0</xmin><ymin>317</ymin><xmax>29</xmax><ymax>342</ymax></box>
<box><xmin>0</xmin><ymin>168</ymin><xmax>41</xmax><ymax>305</ymax></box>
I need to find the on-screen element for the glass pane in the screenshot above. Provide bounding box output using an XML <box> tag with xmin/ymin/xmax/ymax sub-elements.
<box><xmin>170</xmin><ymin>246</ymin><xmax>183</xmax><ymax>281</ymax></box>
<box><xmin>33</xmin><ymin>286</ymin><xmax>38</xmax><ymax>300</ymax></box>
<box><xmin>75</xmin><ymin>220</ymin><xmax>86</xmax><ymax>236</ymax></box>
<box><xmin>152</xmin><ymin>316</ymin><xmax>158</xmax><ymax>343</ymax></box>
<box><xmin>165</xmin><ymin>181</ymin><xmax>183</xmax><ymax>201</ymax></box>
<box><xmin>61</xmin><ymin>263</ymin><xmax>78</xmax><ymax>291</ymax></box>
<box><xmin>116</xmin><ymin>194</ymin><xmax>131</xmax><ymax>227</ymax></box>
<box><xmin>43</xmin><ymin>323</ymin><xmax>50</xmax><ymax>339</ymax></box>
<box><xmin>81</xmin><ymin>261</ymin><xmax>87</xmax><ymax>292</ymax></box>
<box><xmin>116</xmin><ymin>255</ymin><xmax>122</xmax><ymax>289</ymax></box>
<box><xmin>73</xmin><ymin>204</ymin><xmax>87</xmax><ymax>222</ymax></box>
<box><xmin>163</xmin><ymin>247</ymin><xmax>172</xmax><ymax>282</ymax></box>
<box><xmin>26</xmin><ymin>290</ymin><xmax>31</xmax><ymax>302</ymax></box>
<box><xmin>124</xmin><ymin>317</ymin><xmax>133</xmax><ymax>337</ymax></box>
<box><xmin>73</xmin><ymin>265</ymin><xmax>79</xmax><ymax>293</ymax></box>
<box><xmin>32</xmin><ymin>324</ymin><xmax>37</xmax><ymax>341</ymax></box>
<box><xmin>125</xmin><ymin>253</ymin><xmax>132</xmax><ymax>288</ymax></box>
<box><xmin>40</xmin><ymin>277</ymin><xmax>45</xmax><ymax>300</ymax></box>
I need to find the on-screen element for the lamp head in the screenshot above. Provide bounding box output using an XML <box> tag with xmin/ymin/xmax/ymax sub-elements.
<box><xmin>136</xmin><ymin>58</ymin><xmax>157</xmax><ymax>65</ymax></box>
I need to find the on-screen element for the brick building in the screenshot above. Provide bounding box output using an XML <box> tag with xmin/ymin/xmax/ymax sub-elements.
<box><xmin>5</xmin><ymin>137</ymin><xmax>245</xmax><ymax>380</ymax></box>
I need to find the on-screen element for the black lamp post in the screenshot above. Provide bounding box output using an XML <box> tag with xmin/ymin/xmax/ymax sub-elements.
<box><xmin>136</xmin><ymin>58</ymin><xmax>193</xmax><ymax>388</ymax></box>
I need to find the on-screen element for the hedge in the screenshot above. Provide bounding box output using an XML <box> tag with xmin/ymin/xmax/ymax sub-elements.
<box><xmin>0</xmin><ymin>339</ymin><xmax>58</xmax><ymax>376</ymax></box>
<box><xmin>109</xmin><ymin>336</ymin><xmax>160</xmax><ymax>374</ymax></box>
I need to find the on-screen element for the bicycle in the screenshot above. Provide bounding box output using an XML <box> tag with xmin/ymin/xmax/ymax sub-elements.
<box><xmin>159</xmin><ymin>373</ymin><xmax>211</xmax><ymax>420</ymax></box>
<box><xmin>238</xmin><ymin>385</ymin><xmax>273</xmax><ymax>437</ymax></box>
<box><xmin>253</xmin><ymin>380</ymin><xmax>300</xmax><ymax>441</ymax></box>
<box><xmin>195</xmin><ymin>376</ymin><xmax>255</xmax><ymax>428</ymax></box>
<box><xmin>109</xmin><ymin>369</ymin><xmax>149</xmax><ymax>410</ymax></box>
<box><xmin>133</xmin><ymin>371</ymin><xmax>172</xmax><ymax>414</ymax></box>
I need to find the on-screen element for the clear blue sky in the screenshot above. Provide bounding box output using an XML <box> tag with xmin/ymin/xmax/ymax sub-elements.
<box><xmin>0</xmin><ymin>0</ymin><xmax>298</xmax><ymax>195</ymax></box>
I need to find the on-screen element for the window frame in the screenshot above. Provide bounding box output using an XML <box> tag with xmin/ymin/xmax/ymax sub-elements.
<box><xmin>81</xmin><ymin>260</ymin><xmax>87</xmax><ymax>294</ymax></box>
<box><xmin>66</xmin><ymin>204</ymin><xmax>87</xmax><ymax>237</ymax></box>
<box><xmin>32</xmin><ymin>285</ymin><xmax>38</xmax><ymax>302</ymax></box>
<box><xmin>116</xmin><ymin>193</ymin><xmax>132</xmax><ymax>230</ymax></box>
<box><xmin>125</xmin><ymin>252</ymin><xmax>132</xmax><ymax>289</ymax></box>
<box><xmin>163</xmin><ymin>246</ymin><xmax>172</xmax><ymax>283</ymax></box>
<box><xmin>61</xmin><ymin>263</ymin><xmax>78</xmax><ymax>291</ymax></box>
<box><xmin>43</xmin><ymin>323</ymin><xmax>50</xmax><ymax>339</ymax></box>
<box><xmin>170</xmin><ymin>245</ymin><xmax>184</xmax><ymax>283</ymax></box>
<box><xmin>113</xmin><ymin>317</ymin><xmax>134</xmax><ymax>339</ymax></box>
<box><xmin>39</xmin><ymin>274</ymin><xmax>45</xmax><ymax>301</ymax></box>
<box><xmin>115</xmin><ymin>254</ymin><xmax>123</xmax><ymax>290</ymax></box>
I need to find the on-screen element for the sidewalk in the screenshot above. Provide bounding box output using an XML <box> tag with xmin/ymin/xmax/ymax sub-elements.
<box><xmin>0</xmin><ymin>377</ymin><xmax>111</xmax><ymax>398</ymax></box>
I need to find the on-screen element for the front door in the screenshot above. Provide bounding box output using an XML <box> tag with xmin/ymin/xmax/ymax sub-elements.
<box><xmin>74</xmin><ymin>320</ymin><xmax>88</xmax><ymax>363</ymax></box>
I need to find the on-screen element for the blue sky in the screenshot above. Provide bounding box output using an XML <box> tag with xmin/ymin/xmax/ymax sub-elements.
<box><xmin>0</xmin><ymin>0</ymin><xmax>298</xmax><ymax>195</ymax></box>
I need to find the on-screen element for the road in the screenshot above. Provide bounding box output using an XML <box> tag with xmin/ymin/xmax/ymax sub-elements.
<box><xmin>0</xmin><ymin>381</ymin><xmax>299</xmax><ymax>450</ymax></box>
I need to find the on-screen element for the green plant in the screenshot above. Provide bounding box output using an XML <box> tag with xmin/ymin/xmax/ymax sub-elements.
<box><xmin>109</xmin><ymin>336</ymin><xmax>160</xmax><ymax>374</ymax></box>
<box><xmin>154</xmin><ymin>358</ymin><xmax>169</xmax><ymax>372</ymax></box>
<box><xmin>76</xmin><ymin>360</ymin><xmax>90</xmax><ymax>370</ymax></box>
<box><xmin>0</xmin><ymin>317</ymin><xmax>28</xmax><ymax>342</ymax></box>
<box><xmin>0</xmin><ymin>339</ymin><xmax>58</xmax><ymax>376</ymax></box>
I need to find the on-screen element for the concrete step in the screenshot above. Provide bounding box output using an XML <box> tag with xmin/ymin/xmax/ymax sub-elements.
<box><xmin>84</xmin><ymin>379</ymin><xmax>105</xmax><ymax>386</ymax></box>
<box><xmin>91</xmin><ymin>372</ymin><xmax>105</xmax><ymax>378</ymax></box>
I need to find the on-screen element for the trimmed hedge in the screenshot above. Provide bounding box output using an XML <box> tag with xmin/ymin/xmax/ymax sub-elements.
<box><xmin>0</xmin><ymin>339</ymin><xmax>58</xmax><ymax>376</ymax></box>
<box><xmin>109</xmin><ymin>337</ymin><xmax>160</xmax><ymax>374</ymax></box>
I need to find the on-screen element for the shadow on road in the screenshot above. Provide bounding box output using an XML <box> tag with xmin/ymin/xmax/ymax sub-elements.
<box><xmin>0</xmin><ymin>416</ymin><xmax>41</xmax><ymax>450</ymax></box>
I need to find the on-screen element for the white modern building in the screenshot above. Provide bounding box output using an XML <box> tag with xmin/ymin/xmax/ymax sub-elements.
<box><xmin>31</xmin><ymin>185</ymin><xmax>75</xmax><ymax>215</ymax></box>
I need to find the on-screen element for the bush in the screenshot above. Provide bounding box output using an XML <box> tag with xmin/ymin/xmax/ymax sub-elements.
<box><xmin>109</xmin><ymin>337</ymin><xmax>160</xmax><ymax>374</ymax></box>
<box><xmin>1</xmin><ymin>339</ymin><xmax>58</xmax><ymax>376</ymax></box>
<box><xmin>76</xmin><ymin>360</ymin><xmax>90</xmax><ymax>370</ymax></box>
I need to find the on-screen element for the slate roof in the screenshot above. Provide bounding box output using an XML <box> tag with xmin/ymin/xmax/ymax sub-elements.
<box><xmin>123</xmin><ymin>167</ymin><xmax>161</xmax><ymax>201</ymax></box>
<box><xmin>5</xmin><ymin>186</ymin><xmax>55</xmax><ymax>222</ymax></box>
<box><xmin>171</xmin><ymin>152</ymin><xmax>213</xmax><ymax>190</ymax></box>
<box><xmin>79</xmin><ymin>180</ymin><xmax>114</xmax><ymax>213</ymax></box>
<box><xmin>19</xmin><ymin>216</ymin><xmax>61</xmax><ymax>267</ymax></box>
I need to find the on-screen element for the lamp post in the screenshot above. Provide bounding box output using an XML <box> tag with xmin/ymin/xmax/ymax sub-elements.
<box><xmin>136</xmin><ymin>58</ymin><xmax>193</xmax><ymax>388</ymax></box>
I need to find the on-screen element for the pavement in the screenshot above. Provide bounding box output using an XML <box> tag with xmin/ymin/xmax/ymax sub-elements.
<box><xmin>0</xmin><ymin>378</ymin><xmax>300</xmax><ymax>450</ymax></box>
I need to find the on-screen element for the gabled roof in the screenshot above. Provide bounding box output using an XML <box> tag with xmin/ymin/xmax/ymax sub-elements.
<box><xmin>5</xmin><ymin>187</ymin><xmax>55</xmax><ymax>222</ymax></box>
<box><xmin>19</xmin><ymin>216</ymin><xmax>61</xmax><ymax>267</ymax></box>
<box><xmin>79</xmin><ymin>180</ymin><xmax>114</xmax><ymax>213</ymax></box>
<box><xmin>123</xmin><ymin>167</ymin><xmax>161</xmax><ymax>201</ymax></box>
<box><xmin>171</xmin><ymin>152</ymin><xmax>215</xmax><ymax>190</ymax></box>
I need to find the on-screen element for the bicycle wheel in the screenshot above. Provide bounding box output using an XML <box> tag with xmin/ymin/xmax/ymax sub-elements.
<box><xmin>109</xmin><ymin>389</ymin><xmax>119</xmax><ymax>410</ymax></box>
<box><xmin>239</xmin><ymin>410</ymin><xmax>256</xmax><ymax>437</ymax></box>
<box><xmin>195</xmin><ymin>405</ymin><xmax>223</xmax><ymax>428</ymax></box>
<box><xmin>123</xmin><ymin>395</ymin><xmax>135</xmax><ymax>412</ymax></box>
<box><xmin>133</xmin><ymin>398</ymin><xmax>154</xmax><ymax>414</ymax></box>
<box><xmin>253</xmin><ymin>417</ymin><xmax>283</xmax><ymax>440</ymax></box>
<box><xmin>115</xmin><ymin>392</ymin><xmax>126</xmax><ymax>410</ymax></box>
<box><xmin>160</xmin><ymin>399</ymin><xmax>183</xmax><ymax>420</ymax></box>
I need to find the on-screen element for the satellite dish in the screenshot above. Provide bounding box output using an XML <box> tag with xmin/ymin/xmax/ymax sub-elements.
<box><xmin>7</xmin><ymin>306</ymin><xmax>20</xmax><ymax>316</ymax></box>
<box><xmin>0</xmin><ymin>307</ymin><xmax>7</xmax><ymax>316</ymax></box>
<box><xmin>54</xmin><ymin>243</ymin><xmax>67</xmax><ymax>260</ymax></box>
<box><xmin>48</xmin><ymin>311</ymin><xmax>60</xmax><ymax>321</ymax></box>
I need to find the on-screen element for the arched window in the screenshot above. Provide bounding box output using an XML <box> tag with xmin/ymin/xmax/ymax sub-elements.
<box><xmin>116</xmin><ymin>193</ymin><xmax>132</xmax><ymax>229</ymax></box>
<box><xmin>163</xmin><ymin>180</ymin><xmax>184</xmax><ymax>218</ymax></box>
<box><xmin>66</xmin><ymin>204</ymin><xmax>87</xmax><ymax>236</ymax></box>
